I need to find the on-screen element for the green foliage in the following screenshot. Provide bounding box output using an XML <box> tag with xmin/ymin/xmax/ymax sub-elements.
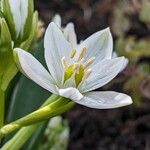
<box><xmin>123</xmin><ymin>74</ymin><xmax>144</xmax><ymax>106</ymax></box>
<box><xmin>139</xmin><ymin>0</ymin><xmax>150</xmax><ymax>24</ymax></box>
<box><xmin>111</xmin><ymin>0</ymin><xmax>150</xmax><ymax>105</ymax></box>
<box><xmin>111</xmin><ymin>0</ymin><xmax>130</xmax><ymax>37</ymax></box>
<box><xmin>115</xmin><ymin>37</ymin><xmax>150</xmax><ymax>62</ymax></box>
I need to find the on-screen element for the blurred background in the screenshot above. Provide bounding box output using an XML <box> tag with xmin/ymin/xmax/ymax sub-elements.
<box><xmin>34</xmin><ymin>0</ymin><xmax>150</xmax><ymax>150</ymax></box>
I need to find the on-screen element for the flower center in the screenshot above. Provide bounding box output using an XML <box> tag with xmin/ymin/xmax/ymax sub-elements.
<box><xmin>61</xmin><ymin>47</ymin><xmax>95</xmax><ymax>87</ymax></box>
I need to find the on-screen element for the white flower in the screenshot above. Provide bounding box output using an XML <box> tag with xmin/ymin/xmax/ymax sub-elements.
<box><xmin>14</xmin><ymin>22</ymin><xmax>132</xmax><ymax>109</ymax></box>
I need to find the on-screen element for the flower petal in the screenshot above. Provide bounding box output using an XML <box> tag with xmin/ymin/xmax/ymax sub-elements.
<box><xmin>44</xmin><ymin>22</ymin><xmax>72</xmax><ymax>86</ymax></box>
<box><xmin>53</xmin><ymin>14</ymin><xmax>61</xmax><ymax>27</ymax></box>
<box><xmin>76</xmin><ymin>91</ymin><xmax>132</xmax><ymax>109</ymax></box>
<box><xmin>59</xmin><ymin>87</ymin><xmax>83</xmax><ymax>101</ymax></box>
<box><xmin>20</xmin><ymin>0</ymin><xmax>29</xmax><ymax>34</ymax></box>
<box><xmin>64</xmin><ymin>23</ymin><xmax>77</xmax><ymax>47</ymax></box>
<box><xmin>14</xmin><ymin>48</ymin><xmax>58</xmax><ymax>94</ymax></box>
<box><xmin>80</xmin><ymin>57</ymin><xmax>126</xmax><ymax>93</ymax></box>
<box><xmin>76</xmin><ymin>28</ymin><xmax>113</xmax><ymax>64</ymax></box>
<box><xmin>9</xmin><ymin>0</ymin><xmax>22</xmax><ymax>36</ymax></box>
<box><xmin>112</xmin><ymin>52</ymin><xmax>129</xmax><ymax>71</ymax></box>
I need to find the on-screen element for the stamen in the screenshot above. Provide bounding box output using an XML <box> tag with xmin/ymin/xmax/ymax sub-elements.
<box><xmin>83</xmin><ymin>69</ymin><xmax>92</xmax><ymax>80</ymax></box>
<box><xmin>70</xmin><ymin>48</ymin><xmax>76</xmax><ymax>58</ymax></box>
<box><xmin>74</xmin><ymin>63</ymin><xmax>80</xmax><ymax>74</ymax></box>
<box><xmin>61</xmin><ymin>56</ymin><xmax>67</xmax><ymax>68</ymax></box>
<box><xmin>83</xmin><ymin>57</ymin><xmax>95</xmax><ymax>69</ymax></box>
<box><xmin>77</xmin><ymin>47</ymin><xmax>87</xmax><ymax>62</ymax></box>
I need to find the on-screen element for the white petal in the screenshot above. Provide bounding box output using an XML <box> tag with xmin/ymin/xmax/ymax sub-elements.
<box><xmin>44</xmin><ymin>22</ymin><xmax>72</xmax><ymax>86</ymax></box>
<box><xmin>112</xmin><ymin>52</ymin><xmax>118</xmax><ymax>58</ymax></box>
<box><xmin>53</xmin><ymin>14</ymin><xmax>61</xmax><ymax>27</ymax></box>
<box><xmin>76</xmin><ymin>28</ymin><xmax>113</xmax><ymax>64</ymax></box>
<box><xmin>77</xmin><ymin>91</ymin><xmax>132</xmax><ymax>109</ymax></box>
<box><xmin>20</xmin><ymin>0</ymin><xmax>28</xmax><ymax>35</ymax></box>
<box><xmin>9</xmin><ymin>0</ymin><xmax>22</xmax><ymax>37</ymax></box>
<box><xmin>80</xmin><ymin>57</ymin><xmax>126</xmax><ymax>93</ymax></box>
<box><xmin>64</xmin><ymin>23</ymin><xmax>77</xmax><ymax>47</ymax></box>
<box><xmin>14</xmin><ymin>48</ymin><xmax>58</xmax><ymax>94</ymax></box>
<box><xmin>59</xmin><ymin>87</ymin><xmax>83</xmax><ymax>101</ymax></box>
<box><xmin>121</xmin><ymin>58</ymin><xmax>128</xmax><ymax>71</ymax></box>
<box><xmin>112</xmin><ymin>52</ymin><xmax>128</xmax><ymax>71</ymax></box>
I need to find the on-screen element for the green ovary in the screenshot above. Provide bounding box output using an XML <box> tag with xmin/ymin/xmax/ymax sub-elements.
<box><xmin>64</xmin><ymin>64</ymin><xmax>85</xmax><ymax>87</ymax></box>
<box><xmin>75</xmin><ymin>65</ymin><xmax>84</xmax><ymax>87</ymax></box>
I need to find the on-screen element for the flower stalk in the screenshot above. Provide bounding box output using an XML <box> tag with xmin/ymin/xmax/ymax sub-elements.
<box><xmin>1</xmin><ymin>94</ymin><xmax>58</xmax><ymax>150</ymax></box>
<box><xmin>0</xmin><ymin>95</ymin><xmax>74</xmax><ymax>138</ymax></box>
<box><xmin>1</xmin><ymin>124</ymin><xmax>40</xmax><ymax>150</ymax></box>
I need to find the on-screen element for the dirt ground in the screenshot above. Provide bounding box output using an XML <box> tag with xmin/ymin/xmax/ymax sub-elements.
<box><xmin>35</xmin><ymin>0</ymin><xmax>150</xmax><ymax>149</ymax></box>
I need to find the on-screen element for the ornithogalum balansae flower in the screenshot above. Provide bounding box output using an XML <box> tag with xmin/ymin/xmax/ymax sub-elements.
<box><xmin>14</xmin><ymin>22</ymin><xmax>132</xmax><ymax>109</ymax></box>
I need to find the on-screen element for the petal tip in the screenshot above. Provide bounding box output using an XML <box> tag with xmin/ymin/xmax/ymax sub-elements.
<box><xmin>103</xmin><ymin>27</ymin><xmax>111</xmax><ymax>33</ymax></box>
<box><xmin>116</xmin><ymin>93</ymin><xmax>133</xmax><ymax>106</ymax></box>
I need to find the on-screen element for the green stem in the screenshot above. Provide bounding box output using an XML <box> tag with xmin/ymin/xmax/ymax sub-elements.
<box><xmin>0</xmin><ymin>88</ymin><xmax>5</xmax><ymax>128</ymax></box>
<box><xmin>1</xmin><ymin>94</ymin><xmax>75</xmax><ymax>150</ymax></box>
<box><xmin>1</xmin><ymin>94</ymin><xmax>58</xmax><ymax>150</ymax></box>
<box><xmin>0</xmin><ymin>95</ymin><xmax>74</xmax><ymax>138</ymax></box>
<box><xmin>1</xmin><ymin>124</ymin><xmax>41</xmax><ymax>150</ymax></box>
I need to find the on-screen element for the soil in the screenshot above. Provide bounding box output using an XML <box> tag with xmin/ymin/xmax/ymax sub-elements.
<box><xmin>35</xmin><ymin>0</ymin><xmax>150</xmax><ymax>149</ymax></box>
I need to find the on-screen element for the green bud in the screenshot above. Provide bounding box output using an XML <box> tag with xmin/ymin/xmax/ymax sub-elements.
<box><xmin>0</xmin><ymin>18</ymin><xmax>13</xmax><ymax>74</ymax></box>
<box><xmin>1</xmin><ymin>0</ymin><xmax>37</xmax><ymax>49</ymax></box>
<box><xmin>20</xmin><ymin>11</ymin><xmax>39</xmax><ymax>51</ymax></box>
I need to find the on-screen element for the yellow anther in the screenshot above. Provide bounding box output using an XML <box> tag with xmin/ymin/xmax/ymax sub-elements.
<box><xmin>83</xmin><ymin>57</ymin><xmax>95</xmax><ymax>69</ymax></box>
<box><xmin>77</xmin><ymin>47</ymin><xmax>87</xmax><ymax>61</ymax></box>
<box><xmin>70</xmin><ymin>48</ymin><xmax>76</xmax><ymax>58</ymax></box>
<box><xmin>83</xmin><ymin>69</ymin><xmax>92</xmax><ymax>80</ymax></box>
<box><xmin>61</xmin><ymin>56</ymin><xmax>68</xmax><ymax>68</ymax></box>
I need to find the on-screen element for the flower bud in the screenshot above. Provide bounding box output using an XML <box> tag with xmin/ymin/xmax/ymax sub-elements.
<box><xmin>1</xmin><ymin>0</ymin><xmax>38</xmax><ymax>49</ymax></box>
<box><xmin>0</xmin><ymin>18</ymin><xmax>12</xmax><ymax>74</ymax></box>
<box><xmin>0</xmin><ymin>18</ymin><xmax>12</xmax><ymax>51</ymax></box>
